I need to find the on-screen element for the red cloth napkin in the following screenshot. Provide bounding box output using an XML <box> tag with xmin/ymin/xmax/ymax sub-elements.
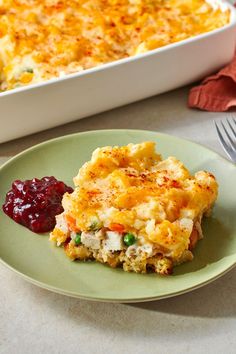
<box><xmin>188</xmin><ymin>55</ymin><xmax>236</xmax><ymax>112</ymax></box>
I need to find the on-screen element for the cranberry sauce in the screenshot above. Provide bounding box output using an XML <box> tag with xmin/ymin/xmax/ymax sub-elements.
<box><xmin>2</xmin><ymin>176</ymin><xmax>73</xmax><ymax>233</ymax></box>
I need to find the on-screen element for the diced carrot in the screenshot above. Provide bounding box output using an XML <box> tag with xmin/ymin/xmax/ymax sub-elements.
<box><xmin>109</xmin><ymin>223</ymin><xmax>125</xmax><ymax>233</ymax></box>
<box><xmin>65</xmin><ymin>214</ymin><xmax>80</xmax><ymax>232</ymax></box>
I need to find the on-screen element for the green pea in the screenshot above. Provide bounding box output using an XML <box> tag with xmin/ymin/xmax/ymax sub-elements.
<box><xmin>123</xmin><ymin>233</ymin><xmax>136</xmax><ymax>246</ymax></box>
<box><xmin>25</xmin><ymin>68</ymin><xmax>34</xmax><ymax>73</ymax></box>
<box><xmin>74</xmin><ymin>232</ymin><xmax>82</xmax><ymax>245</ymax></box>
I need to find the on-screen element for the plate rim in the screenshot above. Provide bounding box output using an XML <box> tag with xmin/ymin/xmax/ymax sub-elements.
<box><xmin>0</xmin><ymin>128</ymin><xmax>235</xmax><ymax>170</ymax></box>
<box><xmin>0</xmin><ymin>257</ymin><xmax>235</xmax><ymax>303</ymax></box>
<box><xmin>0</xmin><ymin>129</ymin><xmax>236</xmax><ymax>302</ymax></box>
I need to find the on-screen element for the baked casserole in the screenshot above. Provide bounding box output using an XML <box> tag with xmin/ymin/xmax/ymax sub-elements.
<box><xmin>0</xmin><ymin>0</ymin><xmax>230</xmax><ymax>91</ymax></box>
<box><xmin>50</xmin><ymin>142</ymin><xmax>218</xmax><ymax>275</ymax></box>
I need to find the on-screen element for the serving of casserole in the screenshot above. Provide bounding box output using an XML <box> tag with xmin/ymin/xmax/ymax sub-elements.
<box><xmin>0</xmin><ymin>0</ymin><xmax>235</xmax><ymax>143</ymax></box>
<box><xmin>50</xmin><ymin>142</ymin><xmax>218</xmax><ymax>275</ymax></box>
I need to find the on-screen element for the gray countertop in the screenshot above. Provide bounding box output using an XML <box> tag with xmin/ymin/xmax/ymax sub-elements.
<box><xmin>0</xmin><ymin>85</ymin><xmax>235</xmax><ymax>354</ymax></box>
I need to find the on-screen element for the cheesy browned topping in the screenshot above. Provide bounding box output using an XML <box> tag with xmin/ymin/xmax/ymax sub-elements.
<box><xmin>0</xmin><ymin>0</ymin><xmax>230</xmax><ymax>91</ymax></box>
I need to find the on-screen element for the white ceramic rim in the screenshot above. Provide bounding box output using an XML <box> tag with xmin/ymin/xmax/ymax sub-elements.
<box><xmin>0</xmin><ymin>0</ymin><xmax>235</xmax><ymax>98</ymax></box>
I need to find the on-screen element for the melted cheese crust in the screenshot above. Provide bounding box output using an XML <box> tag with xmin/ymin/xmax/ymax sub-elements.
<box><xmin>59</xmin><ymin>142</ymin><xmax>218</xmax><ymax>261</ymax></box>
<box><xmin>0</xmin><ymin>0</ymin><xmax>230</xmax><ymax>91</ymax></box>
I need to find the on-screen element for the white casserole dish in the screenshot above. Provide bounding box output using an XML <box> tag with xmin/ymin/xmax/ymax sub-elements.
<box><xmin>0</xmin><ymin>0</ymin><xmax>236</xmax><ymax>143</ymax></box>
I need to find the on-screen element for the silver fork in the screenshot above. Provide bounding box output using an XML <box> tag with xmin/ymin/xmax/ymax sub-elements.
<box><xmin>214</xmin><ymin>116</ymin><xmax>236</xmax><ymax>163</ymax></box>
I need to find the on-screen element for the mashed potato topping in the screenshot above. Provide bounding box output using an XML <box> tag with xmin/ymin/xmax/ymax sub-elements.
<box><xmin>50</xmin><ymin>142</ymin><xmax>218</xmax><ymax>275</ymax></box>
<box><xmin>0</xmin><ymin>0</ymin><xmax>230</xmax><ymax>91</ymax></box>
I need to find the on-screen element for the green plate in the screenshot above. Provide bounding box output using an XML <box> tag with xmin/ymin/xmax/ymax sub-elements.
<box><xmin>0</xmin><ymin>129</ymin><xmax>235</xmax><ymax>302</ymax></box>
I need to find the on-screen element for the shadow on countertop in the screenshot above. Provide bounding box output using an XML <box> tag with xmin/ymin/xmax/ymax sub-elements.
<box><xmin>1</xmin><ymin>258</ymin><xmax>235</xmax><ymax>344</ymax></box>
<box><xmin>15</xmin><ymin>263</ymin><xmax>236</xmax><ymax>319</ymax></box>
<box><xmin>129</xmin><ymin>266</ymin><xmax>236</xmax><ymax>318</ymax></box>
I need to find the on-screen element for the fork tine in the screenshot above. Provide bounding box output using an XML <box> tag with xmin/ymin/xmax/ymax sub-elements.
<box><xmin>231</xmin><ymin>117</ymin><xmax>236</xmax><ymax>129</ymax></box>
<box><xmin>231</xmin><ymin>115</ymin><xmax>236</xmax><ymax>126</ymax></box>
<box><xmin>226</xmin><ymin>119</ymin><xmax>236</xmax><ymax>140</ymax></box>
<box><xmin>214</xmin><ymin>121</ymin><xmax>234</xmax><ymax>160</ymax></box>
<box><xmin>221</xmin><ymin>120</ymin><xmax>236</xmax><ymax>150</ymax></box>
